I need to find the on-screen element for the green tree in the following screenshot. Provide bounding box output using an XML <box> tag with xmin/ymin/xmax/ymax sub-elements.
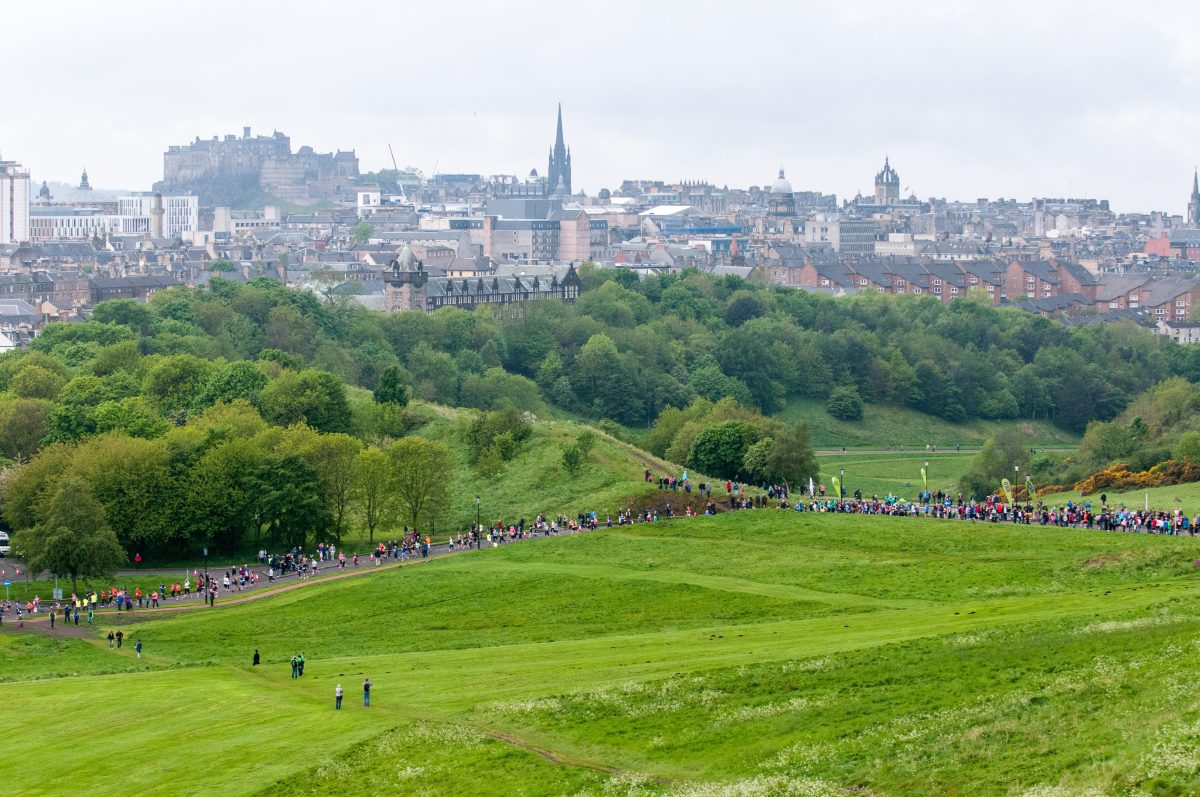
<box><xmin>0</xmin><ymin>398</ymin><xmax>52</xmax><ymax>460</ymax></box>
<box><xmin>12</xmin><ymin>475</ymin><xmax>126</xmax><ymax>594</ymax></box>
<box><xmin>388</xmin><ymin>437</ymin><xmax>452</xmax><ymax>531</ymax></box>
<box><xmin>144</xmin><ymin>354</ymin><xmax>215</xmax><ymax>417</ymax></box>
<box><xmin>764</xmin><ymin>421</ymin><xmax>819</xmax><ymax>488</ymax></box>
<box><xmin>1175</xmin><ymin>431</ymin><xmax>1200</xmax><ymax>462</ymax></box>
<box><xmin>688</xmin><ymin>420</ymin><xmax>763</xmax><ymax>480</ymax></box>
<box><xmin>70</xmin><ymin>435</ymin><xmax>177</xmax><ymax>554</ymax></box>
<box><xmin>959</xmin><ymin>428</ymin><xmax>1031</xmax><ymax>499</ymax></box>
<box><xmin>294</xmin><ymin>431</ymin><xmax>361</xmax><ymax>542</ymax></box>
<box><xmin>825</xmin><ymin>385</ymin><xmax>864</xmax><ymax>421</ymax></box>
<box><xmin>194</xmin><ymin>360</ymin><xmax>269</xmax><ymax>410</ymax></box>
<box><xmin>741</xmin><ymin>437</ymin><xmax>773</xmax><ymax>483</ymax></box>
<box><xmin>350</xmin><ymin>222</ymin><xmax>374</xmax><ymax>244</ymax></box>
<box><xmin>373</xmin><ymin>364</ymin><xmax>410</xmax><ymax>406</ymax></box>
<box><xmin>260</xmin><ymin>369</ymin><xmax>352</xmax><ymax>434</ymax></box>
<box><xmin>9</xmin><ymin>364</ymin><xmax>68</xmax><ymax>400</ymax></box>
<box><xmin>352</xmin><ymin>447</ymin><xmax>397</xmax><ymax>543</ymax></box>
<box><xmin>93</xmin><ymin>397</ymin><xmax>169</xmax><ymax>439</ymax></box>
<box><xmin>561</xmin><ymin>442</ymin><xmax>585</xmax><ymax>475</ymax></box>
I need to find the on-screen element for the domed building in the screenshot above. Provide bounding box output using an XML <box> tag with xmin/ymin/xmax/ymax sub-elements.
<box><xmin>768</xmin><ymin>167</ymin><xmax>795</xmax><ymax>217</ymax></box>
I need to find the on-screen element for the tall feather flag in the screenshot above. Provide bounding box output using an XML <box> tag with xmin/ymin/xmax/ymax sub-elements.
<box><xmin>1025</xmin><ymin>475</ymin><xmax>1036</xmax><ymax>499</ymax></box>
<box><xmin>920</xmin><ymin>466</ymin><xmax>928</xmax><ymax>494</ymax></box>
<box><xmin>808</xmin><ymin>477</ymin><xmax>815</xmax><ymax>497</ymax></box>
<box><xmin>1000</xmin><ymin>478</ymin><xmax>1014</xmax><ymax>505</ymax></box>
<box><xmin>831</xmin><ymin>475</ymin><xmax>842</xmax><ymax>500</ymax></box>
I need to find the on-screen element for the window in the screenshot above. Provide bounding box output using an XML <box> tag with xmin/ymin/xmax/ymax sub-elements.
<box><xmin>933</xmin><ymin>287</ymin><xmax>942</xmax><ymax>294</ymax></box>
<box><xmin>950</xmin><ymin>287</ymin><xmax>959</xmax><ymax>295</ymax></box>
<box><xmin>859</xmin><ymin>278</ymin><xmax>868</xmax><ymax>286</ymax></box>
<box><xmin>933</xmin><ymin>278</ymin><xmax>942</xmax><ymax>286</ymax></box>
<box><xmin>913</xmin><ymin>287</ymin><xmax>923</xmax><ymax>294</ymax></box>
<box><xmin>1156</xmin><ymin>308</ymin><xmax>1166</xmax><ymax>315</ymax></box>
<box><xmin>820</xmin><ymin>278</ymin><xmax>829</xmax><ymax>286</ymax></box>
<box><xmin>1177</xmin><ymin>300</ymin><xmax>1187</xmax><ymax>307</ymax></box>
<box><xmin>969</xmin><ymin>277</ymin><xmax>978</xmax><ymax>284</ymax></box>
<box><xmin>1108</xmin><ymin>301</ymin><xmax>1119</xmax><ymax>309</ymax></box>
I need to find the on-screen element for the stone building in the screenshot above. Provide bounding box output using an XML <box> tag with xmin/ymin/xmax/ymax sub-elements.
<box><xmin>384</xmin><ymin>244</ymin><xmax>580</xmax><ymax>314</ymax></box>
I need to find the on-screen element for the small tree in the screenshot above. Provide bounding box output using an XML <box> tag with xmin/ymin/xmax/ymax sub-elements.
<box><xmin>825</xmin><ymin>385</ymin><xmax>864</xmax><ymax>421</ymax></box>
<box><xmin>388</xmin><ymin>437</ymin><xmax>452</xmax><ymax>531</ymax></box>
<box><xmin>373</xmin><ymin>365</ymin><xmax>410</xmax><ymax>406</ymax></box>
<box><xmin>13</xmin><ymin>476</ymin><xmax>126</xmax><ymax>594</ymax></box>
<box><xmin>351</xmin><ymin>447</ymin><xmax>396</xmax><ymax>543</ymax></box>
<box><xmin>351</xmin><ymin>222</ymin><xmax>374</xmax><ymax>244</ymax></box>
<box><xmin>561</xmin><ymin>443</ymin><xmax>585</xmax><ymax>475</ymax></box>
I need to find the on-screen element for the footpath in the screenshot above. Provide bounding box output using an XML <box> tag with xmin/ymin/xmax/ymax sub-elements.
<box><xmin>1</xmin><ymin>530</ymin><xmax>593</xmax><ymax>635</ymax></box>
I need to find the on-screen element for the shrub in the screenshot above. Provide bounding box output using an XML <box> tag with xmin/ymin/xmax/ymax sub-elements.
<box><xmin>825</xmin><ymin>385</ymin><xmax>864</xmax><ymax>421</ymax></box>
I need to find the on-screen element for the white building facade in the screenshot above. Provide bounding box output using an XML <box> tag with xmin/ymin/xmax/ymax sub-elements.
<box><xmin>1</xmin><ymin>158</ymin><xmax>31</xmax><ymax>243</ymax></box>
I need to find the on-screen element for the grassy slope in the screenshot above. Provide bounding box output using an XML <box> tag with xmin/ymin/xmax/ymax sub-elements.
<box><xmin>406</xmin><ymin>405</ymin><xmax>714</xmax><ymax>531</ymax></box>
<box><xmin>6</xmin><ymin>512</ymin><xmax>1200</xmax><ymax>795</ymax></box>
<box><xmin>816</xmin><ymin>452</ymin><xmax>974</xmax><ymax>499</ymax></box>
<box><xmin>1040</xmin><ymin>480</ymin><xmax>1200</xmax><ymax>511</ymax></box>
<box><xmin>780</xmin><ymin>397</ymin><xmax>1079</xmax><ymax>449</ymax></box>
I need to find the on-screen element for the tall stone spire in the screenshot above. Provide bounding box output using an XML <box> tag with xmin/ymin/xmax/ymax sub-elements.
<box><xmin>1190</xmin><ymin>168</ymin><xmax>1200</xmax><ymax>226</ymax></box>
<box><xmin>546</xmin><ymin>104</ymin><xmax>572</xmax><ymax>197</ymax></box>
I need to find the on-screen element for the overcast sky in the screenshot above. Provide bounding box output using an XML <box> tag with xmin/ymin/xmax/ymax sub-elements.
<box><xmin>3</xmin><ymin>0</ymin><xmax>1198</xmax><ymax>213</ymax></box>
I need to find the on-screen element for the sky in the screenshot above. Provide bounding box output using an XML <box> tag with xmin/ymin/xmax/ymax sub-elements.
<box><xmin>3</xmin><ymin>0</ymin><xmax>1199</xmax><ymax>213</ymax></box>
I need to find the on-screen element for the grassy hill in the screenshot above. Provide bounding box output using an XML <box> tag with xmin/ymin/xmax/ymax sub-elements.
<box><xmin>405</xmin><ymin>404</ymin><xmax>714</xmax><ymax>532</ymax></box>
<box><xmin>1039</xmin><ymin>480</ymin><xmax>1200</xmax><ymax>511</ymax></box>
<box><xmin>779</xmin><ymin>398</ymin><xmax>1079</xmax><ymax>450</ymax></box>
<box><xmin>817</xmin><ymin>452</ymin><xmax>975</xmax><ymax>498</ymax></box>
<box><xmin>6</xmin><ymin>511</ymin><xmax>1200</xmax><ymax>795</ymax></box>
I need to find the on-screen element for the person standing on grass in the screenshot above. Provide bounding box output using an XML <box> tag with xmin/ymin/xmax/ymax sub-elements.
<box><xmin>49</xmin><ymin>607</ymin><xmax>55</xmax><ymax>629</ymax></box>
<box><xmin>253</xmin><ymin>649</ymin><xmax>260</xmax><ymax>666</ymax></box>
<box><xmin>116</xmin><ymin>630</ymin><xmax>123</xmax><ymax>648</ymax></box>
<box><xmin>291</xmin><ymin>655</ymin><xmax>298</xmax><ymax>679</ymax></box>
<box><xmin>335</xmin><ymin>683</ymin><xmax>343</xmax><ymax>710</ymax></box>
<box><xmin>298</xmin><ymin>653</ymin><xmax>305</xmax><ymax>677</ymax></box>
<box><xmin>107</xmin><ymin>630</ymin><xmax>115</xmax><ymax>648</ymax></box>
<box><xmin>135</xmin><ymin>639</ymin><xmax>142</xmax><ymax>660</ymax></box>
<box><xmin>363</xmin><ymin>677</ymin><xmax>372</xmax><ymax>707</ymax></box>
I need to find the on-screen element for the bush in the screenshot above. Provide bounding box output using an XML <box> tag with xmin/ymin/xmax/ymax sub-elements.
<box><xmin>463</xmin><ymin>408</ymin><xmax>532</xmax><ymax>465</ymax></box>
<box><xmin>688</xmin><ymin>420</ymin><xmax>762</xmax><ymax>480</ymax></box>
<box><xmin>825</xmin><ymin>385</ymin><xmax>864</xmax><ymax>421</ymax></box>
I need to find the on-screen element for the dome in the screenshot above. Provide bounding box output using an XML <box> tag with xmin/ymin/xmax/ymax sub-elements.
<box><xmin>770</xmin><ymin>167</ymin><xmax>793</xmax><ymax>195</ymax></box>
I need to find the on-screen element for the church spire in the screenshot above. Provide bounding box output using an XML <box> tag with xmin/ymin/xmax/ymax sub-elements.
<box><xmin>1193</xmin><ymin>167</ymin><xmax>1199</xmax><ymax>197</ymax></box>
<box><xmin>555</xmin><ymin>103</ymin><xmax>565</xmax><ymax>156</ymax></box>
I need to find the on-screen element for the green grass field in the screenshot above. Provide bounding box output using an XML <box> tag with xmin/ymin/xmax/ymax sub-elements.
<box><xmin>816</xmin><ymin>452</ymin><xmax>974</xmax><ymax>499</ymax></box>
<box><xmin>1040</xmin><ymin>480</ymin><xmax>1200</xmax><ymax>512</ymax></box>
<box><xmin>780</xmin><ymin>398</ymin><xmax>1079</xmax><ymax>450</ymax></box>
<box><xmin>6</xmin><ymin>511</ymin><xmax>1200</xmax><ymax>796</ymax></box>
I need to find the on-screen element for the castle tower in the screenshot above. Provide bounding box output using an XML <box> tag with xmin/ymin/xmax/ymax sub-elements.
<box><xmin>1188</xmin><ymin>168</ymin><xmax>1200</xmax><ymax>226</ymax></box>
<box><xmin>874</xmin><ymin>157</ymin><xmax>900</xmax><ymax>205</ymax></box>
<box><xmin>546</xmin><ymin>104</ymin><xmax>572</xmax><ymax>197</ymax></box>
<box><xmin>383</xmin><ymin>244</ymin><xmax>429</xmax><ymax>312</ymax></box>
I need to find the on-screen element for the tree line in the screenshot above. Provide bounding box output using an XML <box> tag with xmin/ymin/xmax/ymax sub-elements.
<box><xmin>3</xmin><ymin>268</ymin><xmax>1189</xmax><ymax>446</ymax></box>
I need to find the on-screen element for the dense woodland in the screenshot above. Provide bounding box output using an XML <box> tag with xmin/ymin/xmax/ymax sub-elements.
<box><xmin>2</xmin><ymin>266</ymin><xmax>1200</xmax><ymax>568</ymax></box>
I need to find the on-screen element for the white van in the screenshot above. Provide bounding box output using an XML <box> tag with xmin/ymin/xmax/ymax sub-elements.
<box><xmin>0</xmin><ymin>531</ymin><xmax>9</xmax><ymax>557</ymax></box>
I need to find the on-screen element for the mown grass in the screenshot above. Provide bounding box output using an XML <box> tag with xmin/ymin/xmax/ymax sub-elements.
<box><xmin>5</xmin><ymin>511</ymin><xmax>1200</xmax><ymax>796</ymax></box>
<box><xmin>1040</xmin><ymin>480</ymin><xmax>1200</xmax><ymax>512</ymax></box>
<box><xmin>815</xmin><ymin>451</ymin><xmax>975</xmax><ymax>498</ymax></box>
<box><xmin>780</xmin><ymin>397</ymin><xmax>1080</xmax><ymax>450</ymax></box>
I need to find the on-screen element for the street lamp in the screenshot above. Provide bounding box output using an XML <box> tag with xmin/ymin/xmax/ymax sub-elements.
<box><xmin>840</xmin><ymin>467</ymin><xmax>845</xmax><ymax>499</ymax></box>
<box><xmin>203</xmin><ymin>545</ymin><xmax>208</xmax><ymax>599</ymax></box>
<box><xmin>475</xmin><ymin>496</ymin><xmax>481</xmax><ymax>549</ymax></box>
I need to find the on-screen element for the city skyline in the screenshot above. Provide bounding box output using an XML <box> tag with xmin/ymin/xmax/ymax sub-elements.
<box><xmin>2</xmin><ymin>1</ymin><xmax>1199</xmax><ymax>212</ymax></box>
